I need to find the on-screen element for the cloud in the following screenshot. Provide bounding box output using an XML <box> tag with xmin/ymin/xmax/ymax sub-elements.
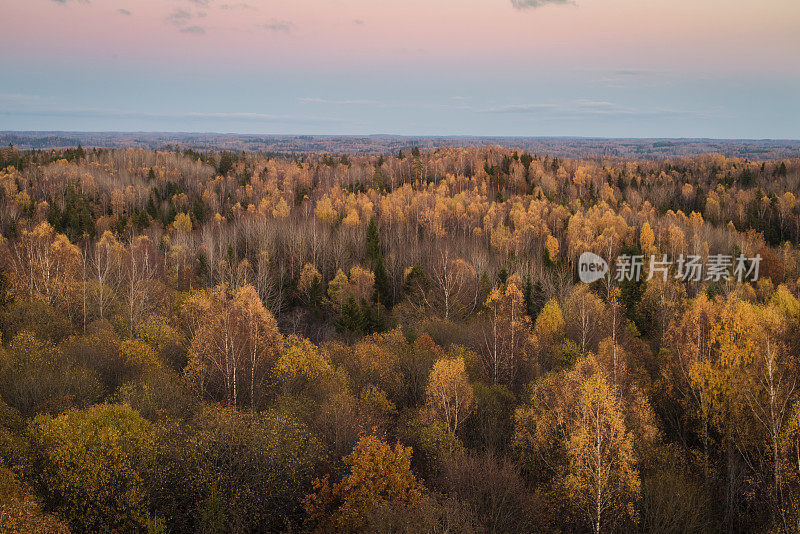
<box><xmin>180</xmin><ymin>25</ymin><xmax>206</xmax><ymax>34</ymax></box>
<box><xmin>298</xmin><ymin>97</ymin><xmax>385</xmax><ymax>107</ymax></box>
<box><xmin>595</xmin><ymin>69</ymin><xmax>672</xmax><ymax>89</ymax></box>
<box><xmin>0</xmin><ymin>93</ymin><xmax>43</xmax><ymax>104</ymax></box>
<box><xmin>166</xmin><ymin>8</ymin><xmax>192</xmax><ymax>25</ymax></box>
<box><xmin>220</xmin><ymin>2</ymin><xmax>256</xmax><ymax>10</ymax></box>
<box><xmin>50</xmin><ymin>0</ymin><xmax>89</xmax><ymax>4</ymax></box>
<box><xmin>0</xmin><ymin>106</ymin><xmax>344</xmax><ymax>126</ymax></box>
<box><xmin>353</xmin><ymin>19</ymin><xmax>364</xmax><ymax>25</ymax></box>
<box><xmin>482</xmin><ymin>99</ymin><xmax>714</xmax><ymax>119</ymax></box>
<box><xmin>117</xmin><ymin>8</ymin><xmax>131</xmax><ymax>16</ymax></box>
<box><xmin>511</xmin><ymin>0</ymin><xmax>572</xmax><ymax>9</ymax></box>
<box><xmin>260</xmin><ymin>19</ymin><xmax>292</xmax><ymax>32</ymax></box>
<box><xmin>165</xmin><ymin>7</ymin><xmax>206</xmax><ymax>34</ymax></box>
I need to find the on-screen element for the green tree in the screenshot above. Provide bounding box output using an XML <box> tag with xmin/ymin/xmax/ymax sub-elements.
<box><xmin>336</xmin><ymin>293</ymin><xmax>365</xmax><ymax>335</ymax></box>
<box><xmin>26</xmin><ymin>404</ymin><xmax>154</xmax><ymax>533</ymax></box>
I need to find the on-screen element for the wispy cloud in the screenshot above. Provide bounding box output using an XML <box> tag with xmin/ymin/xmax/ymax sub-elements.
<box><xmin>0</xmin><ymin>106</ymin><xmax>344</xmax><ymax>126</ymax></box>
<box><xmin>594</xmin><ymin>69</ymin><xmax>673</xmax><ymax>89</ymax></box>
<box><xmin>0</xmin><ymin>93</ymin><xmax>47</xmax><ymax>110</ymax></box>
<box><xmin>220</xmin><ymin>2</ymin><xmax>256</xmax><ymax>10</ymax></box>
<box><xmin>180</xmin><ymin>25</ymin><xmax>206</xmax><ymax>34</ymax></box>
<box><xmin>165</xmin><ymin>7</ymin><xmax>206</xmax><ymax>34</ymax></box>
<box><xmin>50</xmin><ymin>0</ymin><xmax>89</xmax><ymax>4</ymax></box>
<box><xmin>298</xmin><ymin>97</ymin><xmax>386</xmax><ymax>107</ymax></box>
<box><xmin>482</xmin><ymin>99</ymin><xmax>715</xmax><ymax>119</ymax></box>
<box><xmin>117</xmin><ymin>8</ymin><xmax>131</xmax><ymax>16</ymax></box>
<box><xmin>260</xmin><ymin>19</ymin><xmax>292</xmax><ymax>33</ymax></box>
<box><xmin>166</xmin><ymin>8</ymin><xmax>193</xmax><ymax>25</ymax></box>
<box><xmin>511</xmin><ymin>0</ymin><xmax>573</xmax><ymax>9</ymax></box>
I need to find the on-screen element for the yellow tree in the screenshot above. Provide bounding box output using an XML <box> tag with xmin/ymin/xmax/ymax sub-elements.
<box><xmin>274</xmin><ymin>334</ymin><xmax>332</xmax><ymax>396</ymax></box>
<box><xmin>564</xmin><ymin>284</ymin><xmax>606</xmax><ymax>354</ymax></box>
<box><xmin>185</xmin><ymin>284</ymin><xmax>282</xmax><ymax>408</ymax></box>
<box><xmin>531</xmin><ymin>298</ymin><xmax>566</xmax><ymax>370</ymax></box>
<box><xmin>710</xmin><ymin>293</ymin><xmax>799</xmax><ymax>527</ymax></box>
<box><xmin>8</xmin><ymin>222</ymin><xmax>81</xmax><ymax>314</ymax></box>
<box><xmin>668</xmin><ymin>293</ymin><xmax>717</xmax><ymax>482</ymax></box>
<box><xmin>640</xmin><ymin>221</ymin><xmax>656</xmax><ymax>259</ymax></box>
<box><xmin>564</xmin><ymin>374</ymin><xmax>640</xmax><ymax>534</ymax></box>
<box><xmin>482</xmin><ymin>274</ymin><xmax>530</xmax><ymax>386</ymax></box>
<box><xmin>304</xmin><ymin>435</ymin><xmax>423</xmax><ymax>531</ymax></box>
<box><xmin>545</xmin><ymin>234</ymin><xmax>560</xmax><ymax>263</ymax></box>
<box><xmin>426</xmin><ymin>356</ymin><xmax>474</xmax><ymax>434</ymax></box>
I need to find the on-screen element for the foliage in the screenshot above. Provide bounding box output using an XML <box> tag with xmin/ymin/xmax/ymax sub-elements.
<box><xmin>0</xmin><ymin>145</ymin><xmax>797</xmax><ymax>531</ymax></box>
<box><xmin>304</xmin><ymin>435</ymin><xmax>423</xmax><ymax>531</ymax></box>
<box><xmin>26</xmin><ymin>404</ymin><xmax>154</xmax><ymax>533</ymax></box>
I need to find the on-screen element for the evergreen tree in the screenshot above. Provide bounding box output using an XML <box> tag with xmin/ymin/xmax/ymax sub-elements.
<box><xmin>523</xmin><ymin>277</ymin><xmax>545</xmax><ymax>320</ymax></box>
<box><xmin>366</xmin><ymin>217</ymin><xmax>392</xmax><ymax>307</ymax></box>
<box><xmin>308</xmin><ymin>275</ymin><xmax>324</xmax><ymax>312</ymax></box>
<box><xmin>497</xmin><ymin>267</ymin><xmax>509</xmax><ymax>286</ymax></box>
<box><xmin>216</xmin><ymin>152</ymin><xmax>234</xmax><ymax>176</ymax></box>
<box><xmin>373</xmin><ymin>255</ymin><xmax>392</xmax><ymax>307</ymax></box>
<box><xmin>336</xmin><ymin>294</ymin><xmax>364</xmax><ymax>334</ymax></box>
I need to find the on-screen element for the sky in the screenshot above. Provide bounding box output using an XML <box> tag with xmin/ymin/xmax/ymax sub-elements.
<box><xmin>0</xmin><ymin>0</ymin><xmax>798</xmax><ymax>138</ymax></box>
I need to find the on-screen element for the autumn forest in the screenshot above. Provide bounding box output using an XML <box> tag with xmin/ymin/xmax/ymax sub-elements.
<box><xmin>1</xmin><ymin>143</ymin><xmax>800</xmax><ymax>533</ymax></box>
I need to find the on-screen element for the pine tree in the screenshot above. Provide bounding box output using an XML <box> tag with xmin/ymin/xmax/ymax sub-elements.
<box><xmin>373</xmin><ymin>255</ymin><xmax>392</xmax><ymax>307</ymax></box>
<box><xmin>336</xmin><ymin>294</ymin><xmax>364</xmax><ymax>334</ymax></box>
<box><xmin>523</xmin><ymin>277</ymin><xmax>546</xmax><ymax>320</ymax></box>
<box><xmin>366</xmin><ymin>217</ymin><xmax>392</xmax><ymax>307</ymax></box>
<box><xmin>497</xmin><ymin>267</ymin><xmax>508</xmax><ymax>286</ymax></box>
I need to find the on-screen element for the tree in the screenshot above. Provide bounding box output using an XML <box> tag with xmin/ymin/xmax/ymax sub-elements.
<box><xmin>366</xmin><ymin>217</ymin><xmax>382</xmax><ymax>265</ymax></box>
<box><xmin>564</xmin><ymin>374</ymin><xmax>640</xmax><ymax>534</ymax></box>
<box><xmin>7</xmin><ymin>222</ymin><xmax>81</xmax><ymax>315</ymax></box>
<box><xmin>149</xmin><ymin>404</ymin><xmax>323</xmax><ymax>532</ymax></box>
<box><xmin>0</xmin><ymin>467</ymin><xmax>70</xmax><ymax>534</ymax></box>
<box><xmin>564</xmin><ymin>284</ymin><xmax>606</xmax><ymax>354</ymax></box>
<box><xmin>297</xmin><ymin>262</ymin><xmax>323</xmax><ymax>309</ymax></box>
<box><xmin>426</xmin><ymin>356</ymin><xmax>474</xmax><ymax>434</ymax></box>
<box><xmin>26</xmin><ymin>404</ymin><xmax>154</xmax><ymax>533</ymax></box>
<box><xmin>274</xmin><ymin>335</ymin><xmax>332</xmax><ymax>396</ymax></box>
<box><xmin>122</xmin><ymin>236</ymin><xmax>158</xmax><ymax>337</ymax></box>
<box><xmin>185</xmin><ymin>284</ymin><xmax>283</xmax><ymax>409</ymax></box>
<box><xmin>373</xmin><ymin>254</ymin><xmax>393</xmax><ymax>308</ymax></box>
<box><xmin>640</xmin><ymin>221</ymin><xmax>656</xmax><ymax>258</ymax></box>
<box><xmin>304</xmin><ymin>435</ymin><xmax>423</xmax><ymax>531</ymax></box>
<box><xmin>706</xmin><ymin>294</ymin><xmax>800</xmax><ymax>528</ymax></box>
<box><xmin>336</xmin><ymin>293</ymin><xmax>365</xmax><ymax>335</ymax></box>
<box><xmin>523</xmin><ymin>276</ymin><xmax>545</xmax><ymax>321</ymax></box>
<box><xmin>532</xmin><ymin>298</ymin><xmax>566</xmax><ymax>370</ymax></box>
<box><xmin>482</xmin><ymin>274</ymin><xmax>530</xmax><ymax>386</ymax></box>
<box><xmin>667</xmin><ymin>292</ymin><xmax>717</xmax><ymax>483</ymax></box>
<box><xmin>90</xmin><ymin>230</ymin><xmax>124</xmax><ymax>322</ymax></box>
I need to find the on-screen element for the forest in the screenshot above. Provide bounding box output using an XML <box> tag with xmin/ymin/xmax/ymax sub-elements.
<box><xmin>0</xmin><ymin>142</ymin><xmax>799</xmax><ymax>532</ymax></box>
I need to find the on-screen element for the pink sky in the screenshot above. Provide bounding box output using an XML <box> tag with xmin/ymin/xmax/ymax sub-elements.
<box><xmin>0</xmin><ymin>0</ymin><xmax>798</xmax><ymax>137</ymax></box>
<box><xmin>3</xmin><ymin>0</ymin><xmax>797</xmax><ymax>72</ymax></box>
